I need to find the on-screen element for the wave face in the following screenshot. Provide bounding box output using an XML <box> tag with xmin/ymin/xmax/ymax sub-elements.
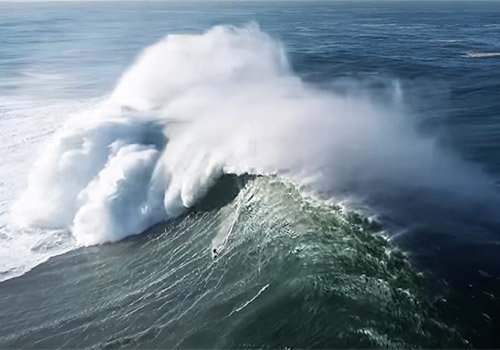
<box><xmin>14</xmin><ymin>24</ymin><xmax>498</xmax><ymax>246</ymax></box>
<box><xmin>0</xmin><ymin>176</ymin><xmax>467</xmax><ymax>348</ymax></box>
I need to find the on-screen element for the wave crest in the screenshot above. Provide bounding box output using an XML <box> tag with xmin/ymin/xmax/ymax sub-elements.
<box><xmin>13</xmin><ymin>24</ymin><xmax>497</xmax><ymax>245</ymax></box>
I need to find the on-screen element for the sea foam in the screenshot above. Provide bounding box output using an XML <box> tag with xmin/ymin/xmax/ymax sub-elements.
<box><xmin>13</xmin><ymin>24</ymin><xmax>497</xmax><ymax>245</ymax></box>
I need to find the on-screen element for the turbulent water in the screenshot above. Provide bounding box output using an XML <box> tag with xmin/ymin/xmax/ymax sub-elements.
<box><xmin>1</xmin><ymin>1</ymin><xmax>500</xmax><ymax>348</ymax></box>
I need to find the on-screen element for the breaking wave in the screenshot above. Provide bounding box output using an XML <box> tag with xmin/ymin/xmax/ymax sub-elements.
<box><xmin>13</xmin><ymin>24</ymin><xmax>498</xmax><ymax>246</ymax></box>
<box><xmin>466</xmin><ymin>51</ymin><xmax>500</xmax><ymax>58</ymax></box>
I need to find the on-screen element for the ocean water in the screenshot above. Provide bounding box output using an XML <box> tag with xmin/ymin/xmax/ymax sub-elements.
<box><xmin>1</xmin><ymin>1</ymin><xmax>500</xmax><ymax>348</ymax></box>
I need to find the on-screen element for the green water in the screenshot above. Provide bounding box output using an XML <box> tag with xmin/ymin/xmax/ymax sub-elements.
<box><xmin>0</xmin><ymin>177</ymin><xmax>465</xmax><ymax>348</ymax></box>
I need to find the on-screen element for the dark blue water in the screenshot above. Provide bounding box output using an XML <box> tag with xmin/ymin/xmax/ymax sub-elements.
<box><xmin>1</xmin><ymin>1</ymin><xmax>500</xmax><ymax>348</ymax></box>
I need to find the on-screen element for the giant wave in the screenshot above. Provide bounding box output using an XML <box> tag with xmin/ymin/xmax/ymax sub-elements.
<box><xmin>13</xmin><ymin>24</ymin><xmax>498</xmax><ymax>246</ymax></box>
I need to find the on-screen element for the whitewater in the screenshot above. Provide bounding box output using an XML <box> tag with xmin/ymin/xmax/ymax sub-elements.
<box><xmin>5</xmin><ymin>24</ymin><xmax>499</xmax><ymax>278</ymax></box>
